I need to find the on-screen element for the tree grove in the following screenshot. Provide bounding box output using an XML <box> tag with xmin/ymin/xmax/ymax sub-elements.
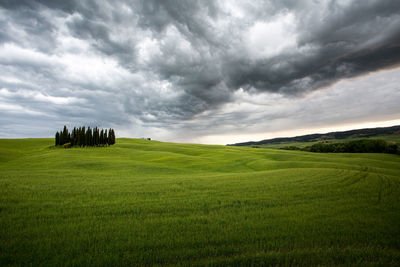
<box><xmin>55</xmin><ymin>126</ymin><xmax>115</xmax><ymax>147</ymax></box>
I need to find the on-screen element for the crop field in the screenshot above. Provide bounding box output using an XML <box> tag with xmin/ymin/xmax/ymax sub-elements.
<box><xmin>1</xmin><ymin>138</ymin><xmax>400</xmax><ymax>266</ymax></box>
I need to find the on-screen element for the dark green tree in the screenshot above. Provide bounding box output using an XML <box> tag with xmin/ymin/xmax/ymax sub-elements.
<box><xmin>94</xmin><ymin>127</ymin><xmax>99</xmax><ymax>146</ymax></box>
<box><xmin>59</xmin><ymin>129</ymin><xmax>64</xmax><ymax>145</ymax></box>
<box><xmin>104</xmin><ymin>129</ymin><xmax>108</xmax><ymax>145</ymax></box>
<box><xmin>108</xmin><ymin>128</ymin><xmax>112</xmax><ymax>145</ymax></box>
<box><xmin>55</xmin><ymin>131</ymin><xmax>60</xmax><ymax>146</ymax></box>
<box><xmin>110</xmin><ymin>129</ymin><xmax>116</xmax><ymax>145</ymax></box>
<box><xmin>81</xmin><ymin>126</ymin><xmax>86</xmax><ymax>147</ymax></box>
<box><xmin>77</xmin><ymin>127</ymin><xmax>81</xmax><ymax>147</ymax></box>
<box><xmin>62</xmin><ymin>125</ymin><xmax>68</xmax><ymax>145</ymax></box>
<box><xmin>55</xmin><ymin>126</ymin><xmax>116</xmax><ymax>147</ymax></box>
<box><xmin>100</xmin><ymin>129</ymin><xmax>104</xmax><ymax>146</ymax></box>
<box><xmin>70</xmin><ymin>127</ymin><xmax>76</xmax><ymax>146</ymax></box>
<box><xmin>86</xmin><ymin>127</ymin><xmax>91</xmax><ymax>147</ymax></box>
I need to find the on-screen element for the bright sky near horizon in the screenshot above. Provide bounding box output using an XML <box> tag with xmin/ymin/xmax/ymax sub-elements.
<box><xmin>0</xmin><ymin>0</ymin><xmax>399</xmax><ymax>144</ymax></box>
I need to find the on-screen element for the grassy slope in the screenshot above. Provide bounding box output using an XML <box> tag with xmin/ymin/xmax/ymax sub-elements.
<box><xmin>0</xmin><ymin>138</ymin><xmax>399</xmax><ymax>266</ymax></box>
<box><xmin>255</xmin><ymin>133</ymin><xmax>400</xmax><ymax>149</ymax></box>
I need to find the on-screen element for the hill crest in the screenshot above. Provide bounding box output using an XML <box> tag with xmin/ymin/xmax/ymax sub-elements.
<box><xmin>228</xmin><ymin>125</ymin><xmax>400</xmax><ymax>146</ymax></box>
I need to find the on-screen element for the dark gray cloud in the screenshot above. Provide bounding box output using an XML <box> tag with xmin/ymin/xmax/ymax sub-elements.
<box><xmin>0</xmin><ymin>0</ymin><xmax>400</xmax><ymax>142</ymax></box>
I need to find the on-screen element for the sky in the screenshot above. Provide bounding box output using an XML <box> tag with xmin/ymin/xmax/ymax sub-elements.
<box><xmin>0</xmin><ymin>0</ymin><xmax>400</xmax><ymax>144</ymax></box>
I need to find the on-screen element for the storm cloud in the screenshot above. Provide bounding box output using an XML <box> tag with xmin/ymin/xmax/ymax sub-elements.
<box><xmin>1</xmin><ymin>0</ymin><xmax>400</xmax><ymax>143</ymax></box>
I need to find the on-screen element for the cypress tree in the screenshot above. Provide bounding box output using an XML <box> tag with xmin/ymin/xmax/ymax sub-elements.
<box><xmin>71</xmin><ymin>127</ymin><xmax>76</xmax><ymax>146</ymax></box>
<box><xmin>93</xmin><ymin>127</ymin><xmax>96</xmax><ymax>146</ymax></box>
<box><xmin>60</xmin><ymin>129</ymin><xmax>64</xmax><ymax>145</ymax></box>
<box><xmin>109</xmin><ymin>129</ymin><xmax>113</xmax><ymax>145</ymax></box>
<box><xmin>80</xmin><ymin>127</ymin><xmax>84</xmax><ymax>147</ymax></box>
<box><xmin>110</xmin><ymin>129</ymin><xmax>116</xmax><ymax>145</ymax></box>
<box><xmin>82</xmin><ymin>126</ymin><xmax>86</xmax><ymax>147</ymax></box>
<box><xmin>55</xmin><ymin>126</ymin><xmax>116</xmax><ymax>147</ymax></box>
<box><xmin>94</xmin><ymin>127</ymin><xmax>99</xmax><ymax>146</ymax></box>
<box><xmin>86</xmin><ymin>127</ymin><xmax>91</xmax><ymax>147</ymax></box>
<box><xmin>74</xmin><ymin>127</ymin><xmax>78</xmax><ymax>146</ymax></box>
<box><xmin>63</xmin><ymin>125</ymin><xmax>68</xmax><ymax>145</ymax></box>
<box><xmin>55</xmin><ymin>131</ymin><xmax>60</xmax><ymax>146</ymax></box>
<box><xmin>77</xmin><ymin>127</ymin><xmax>81</xmax><ymax>147</ymax></box>
<box><xmin>100</xmin><ymin>129</ymin><xmax>104</xmax><ymax>146</ymax></box>
<box><xmin>108</xmin><ymin>128</ymin><xmax>112</xmax><ymax>145</ymax></box>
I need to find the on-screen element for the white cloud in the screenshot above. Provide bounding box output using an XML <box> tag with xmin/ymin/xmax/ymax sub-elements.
<box><xmin>0</xmin><ymin>102</ymin><xmax>48</xmax><ymax>116</ymax></box>
<box><xmin>59</xmin><ymin>53</ymin><xmax>130</xmax><ymax>88</ymax></box>
<box><xmin>0</xmin><ymin>43</ymin><xmax>56</xmax><ymax>67</ymax></box>
<box><xmin>0</xmin><ymin>88</ymin><xmax>86</xmax><ymax>105</ymax></box>
<box><xmin>246</xmin><ymin>13</ymin><xmax>297</xmax><ymax>59</ymax></box>
<box><xmin>137</xmin><ymin>37</ymin><xmax>162</xmax><ymax>64</ymax></box>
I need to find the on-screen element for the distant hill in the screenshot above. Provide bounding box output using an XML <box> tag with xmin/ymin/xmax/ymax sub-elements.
<box><xmin>228</xmin><ymin>125</ymin><xmax>400</xmax><ymax>146</ymax></box>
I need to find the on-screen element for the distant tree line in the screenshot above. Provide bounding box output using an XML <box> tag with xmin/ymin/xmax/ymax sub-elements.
<box><xmin>55</xmin><ymin>126</ymin><xmax>115</xmax><ymax>147</ymax></box>
<box><xmin>229</xmin><ymin>125</ymin><xmax>400</xmax><ymax>146</ymax></box>
<box><xmin>281</xmin><ymin>139</ymin><xmax>399</xmax><ymax>155</ymax></box>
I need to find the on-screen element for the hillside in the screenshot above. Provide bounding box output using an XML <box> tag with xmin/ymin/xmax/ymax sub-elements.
<box><xmin>229</xmin><ymin>125</ymin><xmax>400</xmax><ymax>147</ymax></box>
<box><xmin>1</xmin><ymin>138</ymin><xmax>400</xmax><ymax>265</ymax></box>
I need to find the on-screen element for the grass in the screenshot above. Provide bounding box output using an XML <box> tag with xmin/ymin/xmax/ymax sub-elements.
<box><xmin>1</xmin><ymin>138</ymin><xmax>400</xmax><ymax>266</ymax></box>
<box><xmin>255</xmin><ymin>133</ymin><xmax>400</xmax><ymax>149</ymax></box>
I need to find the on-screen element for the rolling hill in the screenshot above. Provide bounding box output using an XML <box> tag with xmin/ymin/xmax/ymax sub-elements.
<box><xmin>1</xmin><ymin>138</ymin><xmax>399</xmax><ymax>265</ymax></box>
<box><xmin>229</xmin><ymin>125</ymin><xmax>400</xmax><ymax>148</ymax></box>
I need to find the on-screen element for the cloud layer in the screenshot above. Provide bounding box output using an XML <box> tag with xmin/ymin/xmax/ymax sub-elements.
<box><xmin>1</xmin><ymin>0</ymin><xmax>400</xmax><ymax>143</ymax></box>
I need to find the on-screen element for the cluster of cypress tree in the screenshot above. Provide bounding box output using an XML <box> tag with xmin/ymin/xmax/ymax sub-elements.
<box><xmin>55</xmin><ymin>125</ymin><xmax>115</xmax><ymax>147</ymax></box>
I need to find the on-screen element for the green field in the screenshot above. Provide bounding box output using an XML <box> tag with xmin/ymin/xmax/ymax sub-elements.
<box><xmin>253</xmin><ymin>133</ymin><xmax>400</xmax><ymax>149</ymax></box>
<box><xmin>1</xmin><ymin>138</ymin><xmax>400</xmax><ymax>266</ymax></box>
